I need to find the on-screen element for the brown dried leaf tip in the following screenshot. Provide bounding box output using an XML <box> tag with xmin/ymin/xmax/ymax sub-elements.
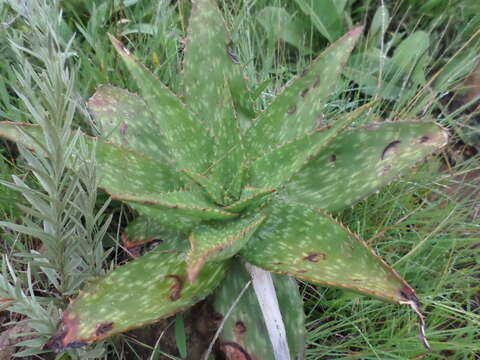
<box><xmin>44</xmin><ymin>314</ymin><xmax>85</xmax><ymax>352</ymax></box>
<box><xmin>399</xmin><ymin>284</ymin><xmax>430</xmax><ymax>350</ymax></box>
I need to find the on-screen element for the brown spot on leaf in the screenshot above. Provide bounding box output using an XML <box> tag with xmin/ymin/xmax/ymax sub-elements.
<box><xmin>419</xmin><ymin>136</ymin><xmax>430</xmax><ymax>143</ymax></box>
<box><xmin>381</xmin><ymin>140</ymin><xmax>401</xmax><ymax>160</ymax></box>
<box><xmin>303</xmin><ymin>252</ymin><xmax>326</xmax><ymax>262</ymax></box>
<box><xmin>166</xmin><ymin>275</ymin><xmax>184</xmax><ymax>301</ymax></box>
<box><xmin>296</xmin><ymin>269</ymin><xmax>307</xmax><ymax>273</ymax></box>
<box><xmin>313</xmin><ymin>76</ymin><xmax>321</xmax><ymax>88</ymax></box>
<box><xmin>300</xmin><ymin>87</ymin><xmax>310</xmax><ymax>97</ymax></box>
<box><xmin>330</xmin><ymin>154</ymin><xmax>337</xmax><ymax>162</ymax></box>
<box><xmin>119</xmin><ymin>121</ymin><xmax>128</xmax><ymax>137</ymax></box>
<box><xmin>287</xmin><ymin>105</ymin><xmax>297</xmax><ymax>115</ymax></box>
<box><xmin>95</xmin><ymin>322</ymin><xmax>113</xmax><ymax>337</ymax></box>
<box><xmin>300</xmin><ymin>67</ymin><xmax>309</xmax><ymax>77</ymax></box>
<box><xmin>220</xmin><ymin>342</ymin><xmax>252</xmax><ymax>360</ymax></box>
<box><xmin>235</xmin><ymin>321</ymin><xmax>246</xmax><ymax>336</ymax></box>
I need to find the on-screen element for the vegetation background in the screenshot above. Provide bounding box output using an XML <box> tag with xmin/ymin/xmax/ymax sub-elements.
<box><xmin>0</xmin><ymin>0</ymin><xmax>479</xmax><ymax>359</ymax></box>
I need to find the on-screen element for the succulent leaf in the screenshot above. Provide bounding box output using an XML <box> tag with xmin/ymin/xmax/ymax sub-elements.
<box><xmin>186</xmin><ymin>214</ymin><xmax>266</xmax><ymax>281</ymax></box>
<box><xmin>244</xmin><ymin>27</ymin><xmax>363</xmax><ymax>159</ymax></box>
<box><xmin>246</xmin><ymin>101</ymin><xmax>371</xmax><ymax>189</ymax></box>
<box><xmin>0</xmin><ymin>122</ymin><xmax>182</xmax><ymax>193</ymax></box>
<box><xmin>109</xmin><ymin>34</ymin><xmax>214</xmax><ymax>173</ymax></box>
<box><xmin>112</xmin><ymin>191</ymin><xmax>239</xmax><ymax>231</ymax></box>
<box><xmin>122</xmin><ymin>216</ymin><xmax>187</xmax><ymax>250</ymax></box>
<box><xmin>224</xmin><ymin>186</ymin><xmax>276</xmax><ymax>213</ymax></box>
<box><xmin>207</xmin><ymin>80</ymin><xmax>245</xmax><ymax>197</ymax></box>
<box><xmin>183</xmin><ymin>0</ymin><xmax>254</xmax><ymax>126</ymax></box>
<box><xmin>182</xmin><ymin>169</ymin><xmax>230</xmax><ymax>205</ymax></box>
<box><xmin>45</xmin><ymin>250</ymin><xmax>229</xmax><ymax>350</ymax></box>
<box><xmin>282</xmin><ymin>121</ymin><xmax>448</xmax><ymax>212</ymax></box>
<box><xmin>241</xmin><ymin>199</ymin><xmax>418</xmax><ymax>304</ymax></box>
<box><xmin>87</xmin><ymin>85</ymin><xmax>171</xmax><ymax>163</ymax></box>
<box><xmin>212</xmin><ymin>261</ymin><xmax>305</xmax><ymax>360</ymax></box>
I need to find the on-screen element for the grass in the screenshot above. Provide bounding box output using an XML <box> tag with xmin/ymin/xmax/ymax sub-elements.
<box><xmin>0</xmin><ymin>0</ymin><xmax>479</xmax><ymax>359</ymax></box>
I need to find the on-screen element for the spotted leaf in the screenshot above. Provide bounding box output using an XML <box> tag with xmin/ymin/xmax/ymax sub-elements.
<box><xmin>183</xmin><ymin>0</ymin><xmax>254</xmax><ymax>128</ymax></box>
<box><xmin>212</xmin><ymin>260</ymin><xmax>305</xmax><ymax>360</ymax></box>
<box><xmin>87</xmin><ymin>85</ymin><xmax>171</xmax><ymax>163</ymax></box>
<box><xmin>0</xmin><ymin>122</ymin><xmax>181</xmax><ymax>194</ymax></box>
<box><xmin>109</xmin><ymin>35</ymin><xmax>214</xmax><ymax>173</ymax></box>
<box><xmin>282</xmin><ymin>121</ymin><xmax>448</xmax><ymax>212</ymax></box>
<box><xmin>244</xmin><ymin>27</ymin><xmax>363</xmax><ymax>159</ymax></box>
<box><xmin>45</xmin><ymin>250</ymin><xmax>228</xmax><ymax>350</ymax></box>
<box><xmin>241</xmin><ymin>199</ymin><xmax>418</xmax><ymax>304</ymax></box>
<box><xmin>112</xmin><ymin>191</ymin><xmax>238</xmax><ymax>231</ymax></box>
<box><xmin>186</xmin><ymin>214</ymin><xmax>266</xmax><ymax>281</ymax></box>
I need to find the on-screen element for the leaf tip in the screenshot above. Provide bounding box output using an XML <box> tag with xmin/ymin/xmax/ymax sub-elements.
<box><xmin>398</xmin><ymin>285</ymin><xmax>430</xmax><ymax>350</ymax></box>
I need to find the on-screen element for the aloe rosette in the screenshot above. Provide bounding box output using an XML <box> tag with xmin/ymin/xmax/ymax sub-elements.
<box><xmin>0</xmin><ymin>0</ymin><xmax>448</xmax><ymax>357</ymax></box>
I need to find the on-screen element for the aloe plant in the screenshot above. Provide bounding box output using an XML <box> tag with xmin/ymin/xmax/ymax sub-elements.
<box><xmin>0</xmin><ymin>0</ymin><xmax>448</xmax><ymax>358</ymax></box>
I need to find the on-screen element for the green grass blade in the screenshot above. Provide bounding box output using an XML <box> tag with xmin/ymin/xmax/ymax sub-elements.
<box><xmin>175</xmin><ymin>313</ymin><xmax>187</xmax><ymax>359</ymax></box>
<box><xmin>283</xmin><ymin>121</ymin><xmax>448</xmax><ymax>212</ymax></box>
<box><xmin>45</xmin><ymin>251</ymin><xmax>228</xmax><ymax>350</ymax></box>
<box><xmin>212</xmin><ymin>261</ymin><xmax>305</xmax><ymax>360</ymax></box>
<box><xmin>186</xmin><ymin>214</ymin><xmax>266</xmax><ymax>281</ymax></box>
<box><xmin>241</xmin><ymin>199</ymin><xmax>418</xmax><ymax>305</ymax></box>
<box><xmin>244</xmin><ymin>27</ymin><xmax>363</xmax><ymax>160</ymax></box>
<box><xmin>87</xmin><ymin>85</ymin><xmax>171</xmax><ymax>163</ymax></box>
<box><xmin>109</xmin><ymin>34</ymin><xmax>214</xmax><ymax>173</ymax></box>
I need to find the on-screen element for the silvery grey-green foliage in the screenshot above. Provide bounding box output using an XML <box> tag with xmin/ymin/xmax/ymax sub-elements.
<box><xmin>0</xmin><ymin>0</ymin><xmax>109</xmax><ymax>358</ymax></box>
<box><xmin>0</xmin><ymin>0</ymin><xmax>449</xmax><ymax>358</ymax></box>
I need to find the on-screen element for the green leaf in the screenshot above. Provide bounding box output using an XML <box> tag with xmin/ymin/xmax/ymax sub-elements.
<box><xmin>45</xmin><ymin>250</ymin><xmax>228</xmax><ymax>350</ymax></box>
<box><xmin>112</xmin><ymin>191</ymin><xmax>239</xmax><ymax>231</ymax></box>
<box><xmin>282</xmin><ymin>121</ymin><xmax>448</xmax><ymax>213</ymax></box>
<box><xmin>391</xmin><ymin>31</ymin><xmax>430</xmax><ymax>86</ymax></box>
<box><xmin>241</xmin><ymin>200</ymin><xmax>418</xmax><ymax>304</ymax></box>
<box><xmin>186</xmin><ymin>214</ymin><xmax>266</xmax><ymax>281</ymax></box>
<box><xmin>95</xmin><ymin>141</ymin><xmax>181</xmax><ymax>194</ymax></box>
<box><xmin>0</xmin><ymin>122</ymin><xmax>182</xmax><ymax>194</ymax></box>
<box><xmin>212</xmin><ymin>261</ymin><xmax>305</xmax><ymax>360</ymax></box>
<box><xmin>181</xmin><ymin>169</ymin><xmax>230</xmax><ymax>205</ymax></box>
<box><xmin>224</xmin><ymin>187</ymin><xmax>276</xmax><ymax>213</ymax></box>
<box><xmin>346</xmin><ymin>50</ymin><xmax>403</xmax><ymax>100</ymax></box>
<box><xmin>256</xmin><ymin>6</ymin><xmax>312</xmax><ymax>51</ymax></box>
<box><xmin>293</xmin><ymin>0</ymin><xmax>345</xmax><ymax>42</ymax></box>
<box><xmin>182</xmin><ymin>0</ymin><xmax>253</xmax><ymax>127</ymax></box>
<box><xmin>175</xmin><ymin>313</ymin><xmax>187</xmax><ymax>359</ymax></box>
<box><xmin>207</xmin><ymin>80</ymin><xmax>245</xmax><ymax>198</ymax></box>
<box><xmin>244</xmin><ymin>27</ymin><xmax>363</xmax><ymax>160</ymax></box>
<box><xmin>109</xmin><ymin>34</ymin><xmax>214</xmax><ymax>173</ymax></box>
<box><xmin>123</xmin><ymin>216</ymin><xmax>186</xmax><ymax>250</ymax></box>
<box><xmin>87</xmin><ymin>85</ymin><xmax>171</xmax><ymax>163</ymax></box>
<box><xmin>246</xmin><ymin>102</ymin><xmax>374</xmax><ymax>189</ymax></box>
<box><xmin>369</xmin><ymin>5</ymin><xmax>390</xmax><ymax>40</ymax></box>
